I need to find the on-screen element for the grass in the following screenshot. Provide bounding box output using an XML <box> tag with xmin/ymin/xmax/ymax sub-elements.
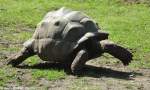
<box><xmin>32</xmin><ymin>69</ymin><xmax>66</xmax><ymax>80</ymax></box>
<box><xmin>25</xmin><ymin>56</ymin><xmax>66</xmax><ymax>80</ymax></box>
<box><xmin>24</xmin><ymin>56</ymin><xmax>41</xmax><ymax>65</ymax></box>
<box><xmin>0</xmin><ymin>67</ymin><xmax>17</xmax><ymax>86</ymax></box>
<box><xmin>24</xmin><ymin>56</ymin><xmax>66</xmax><ymax>80</ymax></box>
<box><xmin>0</xmin><ymin>0</ymin><xmax>150</xmax><ymax>88</ymax></box>
<box><xmin>70</xmin><ymin>78</ymin><xmax>102</xmax><ymax>90</ymax></box>
<box><xmin>0</xmin><ymin>69</ymin><xmax>8</xmax><ymax>86</ymax></box>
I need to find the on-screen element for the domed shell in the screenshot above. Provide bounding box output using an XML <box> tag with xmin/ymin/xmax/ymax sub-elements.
<box><xmin>24</xmin><ymin>7</ymin><xmax>100</xmax><ymax>62</ymax></box>
<box><xmin>32</xmin><ymin>7</ymin><xmax>99</xmax><ymax>42</ymax></box>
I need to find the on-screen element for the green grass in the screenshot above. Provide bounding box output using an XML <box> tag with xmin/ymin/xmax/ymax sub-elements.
<box><xmin>23</xmin><ymin>56</ymin><xmax>66</xmax><ymax>80</ymax></box>
<box><xmin>0</xmin><ymin>68</ymin><xmax>17</xmax><ymax>86</ymax></box>
<box><xmin>0</xmin><ymin>69</ymin><xmax>7</xmax><ymax>86</ymax></box>
<box><xmin>25</xmin><ymin>56</ymin><xmax>66</xmax><ymax>80</ymax></box>
<box><xmin>32</xmin><ymin>69</ymin><xmax>66</xmax><ymax>80</ymax></box>
<box><xmin>0</xmin><ymin>0</ymin><xmax>150</xmax><ymax>87</ymax></box>
<box><xmin>70</xmin><ymin>77</ymin><xmax>102</xmax><ymax>90</ymax></box>
<box><xmin>24</xmin><ymin>56</ymin><xmax>41</xmax><ymax>65</ymax></box>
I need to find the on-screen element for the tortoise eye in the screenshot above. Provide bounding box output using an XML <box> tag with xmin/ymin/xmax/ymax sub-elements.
<box><xmin>54</xmin><ymin>21</ymin><xmax>60</xmax><ymax>26</ymax></box>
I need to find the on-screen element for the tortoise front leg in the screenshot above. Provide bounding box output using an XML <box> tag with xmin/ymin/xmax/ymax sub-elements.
<box><xmin>7</xmin><ymin>47</ymin><xmax>35</xmax><ymax>67</ymax></box>
<box><xmin>71</xmin><ymin>49</ymin><xmax>88</xmax><ymax>74</ymax></box>
<box><xmin>100</xmin><ymin>40</ymin><xmax>133</xmax><ymax>65</ymax></box>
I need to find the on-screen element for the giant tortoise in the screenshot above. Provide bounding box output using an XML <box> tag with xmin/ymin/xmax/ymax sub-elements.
<box><xmin>8</xmin><ymin>7</ymin><xmax>132</xmax><ymax>74</ymax></box>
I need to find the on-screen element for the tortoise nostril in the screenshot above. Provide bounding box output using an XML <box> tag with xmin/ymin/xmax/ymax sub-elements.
<box><xmin>54</xmin><ymin>21</ymin><xmax>60</xmax><ymax>26</ymax></box>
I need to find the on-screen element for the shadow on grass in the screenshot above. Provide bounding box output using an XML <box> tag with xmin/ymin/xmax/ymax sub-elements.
<box><xmin>16</xmin><ymin>62</ymin><xmax>143</xmax><ymax>80</ymax></box>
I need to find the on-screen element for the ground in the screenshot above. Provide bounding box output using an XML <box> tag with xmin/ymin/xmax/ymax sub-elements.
<box><xmin>1</xmin><ymin>56</ymin><xmax>150</xmax><ymax>90</ymax></box>
<box><xmin>0</xmin><ymin>0</ymin><xmax>150</xmax><ymax>90</ymax></box>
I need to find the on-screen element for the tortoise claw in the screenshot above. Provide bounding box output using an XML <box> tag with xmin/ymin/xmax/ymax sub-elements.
<box><xmin>7</xmin><ymin>54</ymin><xmax>23</xmax><ymax>67</ymax></box>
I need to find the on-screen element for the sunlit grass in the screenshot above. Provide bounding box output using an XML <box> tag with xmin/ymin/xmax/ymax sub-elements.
<box><xmin>32</xmin><ymin>69</ymin><xmax>66</xmax><ymax>80</ymax></box>
<box><xmin>0</xmin><ymin>0</ymin><xmax>150</xmax><ymax>89</ymax></box>
<box><xmin>0</xmin><ymin>1</ymin><xmax>150</xmax><ymax>83</ymax></box>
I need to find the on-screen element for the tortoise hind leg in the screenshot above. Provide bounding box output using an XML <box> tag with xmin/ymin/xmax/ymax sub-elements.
<box><xmin>100</xmin><ymin>40</ymin><xmax>133</xmax><ymax>65</ymax></box>
<box><xmin>71</xmin><ymin>49</ymin><xmax>88</xmax><ymax>74</ymax></box>
<box><xmin>7</xmin><ymin>47</ymin><xmax>35</xmax><ymax>67</ymax></box>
